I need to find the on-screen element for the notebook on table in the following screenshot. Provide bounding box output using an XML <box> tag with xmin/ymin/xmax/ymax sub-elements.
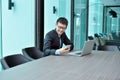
<box><xmin>68</xmin><ymin>40</ymin><xmax>95</xmax><ymax>57</ymax></box>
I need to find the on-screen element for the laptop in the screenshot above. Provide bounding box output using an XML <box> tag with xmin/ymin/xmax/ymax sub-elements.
<box><xmin>68</xmin><ymin>40</ymin><xmax>95</xmax><ymax>57</ymax></box>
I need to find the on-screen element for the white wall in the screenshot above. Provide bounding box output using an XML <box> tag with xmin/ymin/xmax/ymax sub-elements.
<box><xmin>44</xmin><ymin>0</ymin><xmax>59</xmax><ymax>36</ymax></box>
<box><xmin>1</xmin><ymin>0</ymin><xmax>35</xmax><ymax>57</ymax></box>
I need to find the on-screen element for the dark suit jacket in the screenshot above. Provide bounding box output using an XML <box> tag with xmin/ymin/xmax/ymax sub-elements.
<box><xmin>43</xmin><ymin>29</ymin><xmax>74</xmax><ymax>56</ymax></box>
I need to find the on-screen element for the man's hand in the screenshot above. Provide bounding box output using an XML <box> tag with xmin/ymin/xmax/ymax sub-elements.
<box><xmin>58</xmin><ymin>47</ymin><xmax>70</xmax><ymax>55</ymax></box>
<box><xmin>66</xmin><ymin>45</ymin><xmax>71</xmax><ymax>50</ymax></box>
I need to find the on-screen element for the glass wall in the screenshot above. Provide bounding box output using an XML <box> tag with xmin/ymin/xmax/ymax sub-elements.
<box><xmin>104</xmin><ymin>7</ymin><xmax>112</xmax><ymax>33</ymax></box>
<box><xmin>73</xmin><ymin>0</ymin><xmax>104</xmax><ymax>50</ymax></box>
<box><xmin>104</xmin><ymin>7</ymin><xmax>120</xmax><ymax>33</ymax></box>
<box><xmin>88</xmin><ymin>0</ymin><xmax>103</xmax><ymax>36</ymax></box>
<box><xmin>0</xmin><ymin>0</ymin><xmax>2</xmax><ymax>70</ymax></box>
<box><xmin>104</xmin><ymin>6</ymin><xmax>120</xmax><ymax>41</ymax></box>
<box><xmin>73</xmin><ymin>0</ymin><xmax>87</xmax><ymax>50</ymax></box>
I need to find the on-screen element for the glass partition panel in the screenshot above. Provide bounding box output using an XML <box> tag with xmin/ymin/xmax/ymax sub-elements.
<box><xmin>104</xmin><ymin>7</ymin><xmax>112</xmax><ymax>33</ymax></box>
<box><xmin>104</xmin><ymin>6</ymin><xmax>120</xmax><ymax>41</ymax></box>
<box><xmin>73</xmin><ymin>0</ymin><xmax>87</xmax><ymax>50</ymax></box>
<box><xmin>88</xmin><ymin>0</ymin><xmax>103</xmax><ymax>36</ymax></box>
<box><xmin>0</xmin><ymin>0</ymin><xmax>2</xmax><ymax>71</ymax></box>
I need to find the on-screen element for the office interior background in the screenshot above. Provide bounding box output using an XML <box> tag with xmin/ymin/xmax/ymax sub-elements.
<box><xmin>0</xmin><ymin>0</ymin><xmax>120</xmax><ymax>71</ymax></box>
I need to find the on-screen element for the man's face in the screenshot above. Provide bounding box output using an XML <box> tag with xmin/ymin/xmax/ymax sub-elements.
<box><xmin>56</xmin><ymin>22</ymin><xmax>67</xmax><ymax>36</ymax></box>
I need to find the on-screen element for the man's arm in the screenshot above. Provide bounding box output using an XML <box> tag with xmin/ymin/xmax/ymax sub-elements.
<box><xmin>43</xmin><ymin>33</ymin><xmax>56</xmax><ymax>56</ymax></box>
<box><xmin>62</xmin><ymin>33</ymin><xmax>74</xmax><ymax>51</ymax></box>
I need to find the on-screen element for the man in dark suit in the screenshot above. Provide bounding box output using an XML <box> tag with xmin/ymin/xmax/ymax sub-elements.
<box><xmin>43</xmin><ymin>17</ymin><xmax>74</xmax><ymax>56</ymax></box>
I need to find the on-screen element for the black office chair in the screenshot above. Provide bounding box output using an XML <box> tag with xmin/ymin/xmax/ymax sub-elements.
<box><xmin>0</xmin><ymin>54</ymin><xmax>30</xmax><ymax>69</ymax></box>
<box><xmin>22</xmin><ymin>47</ymin><xmax>44</xmax><ymax>61</ymax></box>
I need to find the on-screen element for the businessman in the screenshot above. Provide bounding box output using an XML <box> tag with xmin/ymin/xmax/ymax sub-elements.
<box><xmin>43</xmin><ymin>17</ymin><xmax>74</xmax><ymax>56</ymax></box>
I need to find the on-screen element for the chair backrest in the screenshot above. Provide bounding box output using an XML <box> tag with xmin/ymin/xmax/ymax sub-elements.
<box><xmin>22</xmin><ymin>47</ymin><xmax>44</xmax><ymax>61</ymax></box>
<box><xmin>0</xmin><ymin>54</ymin><xmax>30</xmax><ymax>69</ymax></box>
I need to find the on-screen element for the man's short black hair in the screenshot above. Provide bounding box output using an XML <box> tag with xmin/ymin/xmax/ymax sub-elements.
<box><xmin>56</xmin><ymin>17</ymin><xmax>68</xmax><ymax>26</ymax></box>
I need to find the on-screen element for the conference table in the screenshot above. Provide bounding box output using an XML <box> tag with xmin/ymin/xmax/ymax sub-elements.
<box><xmin>0</xmin><ymin>50</ymin><xmax>120</xmax><ymax>80</ymax></box>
